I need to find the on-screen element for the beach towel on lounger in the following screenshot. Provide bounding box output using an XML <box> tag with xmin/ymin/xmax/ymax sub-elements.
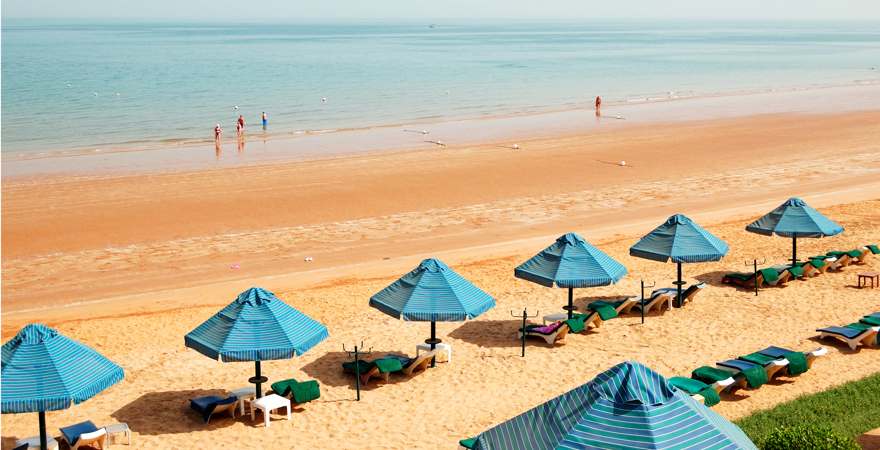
<box><xmin>868</xmin><ymin>245</ymin><xmax>880</xmax><ymax>254</ymax></box>
<box><xmin>757</xmin><ymin>347</ymin><xmax>808</xmax><ymax>376</ymax></box>
<box><xmin>522</xmin><ymin>322</ymin><xmax>562</xmax><ymax>335</ymax></box>
<box><xmin>668</xmin><ymin>377</ymin><xmax>721</xmax><ymax>407</ymax></box>
<box><xmin>759</xmin><ymin>268</ymin><xmax>779</xmax><ymax>283</ymax></box>
<box><xmin>718</xmin><ymin>360</ymin><xmax>768</xmax><ymax>388</ymax></box>
<box><xmin>692</xmin><ymin>366</ymin><xmax>733</xmax><ymax>385</ymax></box>
<box><xmin>586</xmin><ymin>302</ymin><xmax>618</xmax><ymax>320</ymax></box>
<box><xmin>739</xmin><ymin>352</ymin><xmax>779</xmax><ymax>366</ymax></box>
<box><xmin>565</xmin><ymin>315</ymin><xmax>588</xmax><ymax>333</ymax></box>
<box><xmin>861</xmin><ymin>316</ymin><xmax>880</xmax><ymax>327</ymax></box>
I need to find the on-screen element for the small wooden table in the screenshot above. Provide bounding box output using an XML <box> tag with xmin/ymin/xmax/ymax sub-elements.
<box><xmin>858</xmin><ymin>272</ymin><xmax>879</xmax><ymax>288</ymax></box>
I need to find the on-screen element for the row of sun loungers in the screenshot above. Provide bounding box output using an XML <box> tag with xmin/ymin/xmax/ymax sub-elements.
<box><xmin>722</xmin><ymin>245</ymin><xmax>877</xmax><ymax>290</ymax></box>
<box><xmin>341</xmin><ymin>351</ymin><xmax>436</xmax><ymax>386</ymax></box>
<box><xmin>817</xmin><ymin>312</ymin><xmax>880</xmax><ymax>350</ymax></box>
<box><xmin>669</xmin><ymin>345</ymin><xmax>826</xmax><ymax>407</ymax></box>
<box><xmin>518</xmin><ymin>283</ymin><xmax>708</xmax><ymax>345</ymax></box>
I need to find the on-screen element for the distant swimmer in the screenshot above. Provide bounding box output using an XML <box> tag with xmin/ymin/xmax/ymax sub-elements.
<box><xmin>214</xmin><ymin>123</ymin><xmax>223</xmax><ymax>141</ymax></box>
<box><xmin>261</xmin><ymin>111</ymin><xmax>268</xmax><ymax>129</ymax></box>
<box><xmin>321</xmin><ymin>97</ymin><xmax>327</xmax><ymax>103</ymax></box>
<box><xmin>595</xmin><ymin>95</ymin><xmax>602</xmax><ymax>111</ymax></box>
<box><xmin>233</xmin><ymin>105</ymin><xmax>240</xmax><ymax>111</ymax></box>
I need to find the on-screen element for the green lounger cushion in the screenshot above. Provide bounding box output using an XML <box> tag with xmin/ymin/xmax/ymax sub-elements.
<box><xmin>807</xmin><ymin>258</ymin><xmax>826</xmax><ymax>268</ymax></box>
<box><xmin>669</xmin><ymin>377</ymin><xmax>720</xmax><ymax>407</ymax></box>
<box><xmin>741</xmin><ymin>365</ymin><xmax>768</xmax><ymax>388</ymax></box>
<box><xmin>587</xmin><ymin>303</ymin><xmax>619</xmax><ymax>320</ymax></box>
<box><xmin>374</xmin><ymin>357</ymin><xmax>405</xmax><ymax>373</ymax></box>
<box><xmin>271</xmin><ymin>379</ymin><xmax>321</xmax><ymax>403</ymax></box>
<box><xmin>860</xmin><ymin>316</ymin><xmax>880</xmax><ymax>327</ymax></box>
<box><xmin>565</xmin><ymin>314</ymin><xmax>588</xmax><ymax>333</ymax></box>
<box><xmin>692</xmin><ymin>366</ymin><xmax>733</xmax><ymax>384</ymax></box>
<box><xmin>827</xmin><ymin>250</ymin><xmax>861</xmax><ymax>258</ymax></box>
<box><xmin>867</xmin><ymin>244</ymin><xmax>880</xmax><ymax>254</ymax></box>
<box><xmin>783</xmin><ymin>351</ymin><xmax>808</xmax><ymax>376</ymax></box>
<box><xmin>723</xmin><ymin>272</ymin><xmax>753</xmax><ymax>282</ymax></box>
<box><xmin>342</xmin><ymin>360</ymin><xmax>374</xmax><ymax>374</ymax></box>
<box><xmin>785</xmin><ymin>265</ymin><xmax>804</xmax><ymax>278</ymax></box>
<box><xmin>460</xmin><ymin>437</ymin><xmax>477</xmax><ymax>449</ymax></box>
<box><xmin>739</xmin><ymin>352</ymin><xmax>778</xmax><ymax>366</ymax></box>
<box><xmin>759</xmin><ymin>268</ymin><xmax>779</xmax><ymax>283</ymax></box>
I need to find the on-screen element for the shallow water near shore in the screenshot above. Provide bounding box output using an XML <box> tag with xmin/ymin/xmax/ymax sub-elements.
<box><xmin>3</xmin><ymin>19</ymin><xmax>880</xmax><ymax>156</ymax></box>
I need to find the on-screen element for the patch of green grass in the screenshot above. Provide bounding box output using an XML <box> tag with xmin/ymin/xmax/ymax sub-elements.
<box><xmin>735</xmin><ymin>372</ymin><xmax>880</xmax><ymax>446</ymax></box>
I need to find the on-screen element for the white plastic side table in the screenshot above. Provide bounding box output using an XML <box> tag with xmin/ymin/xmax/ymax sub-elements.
<box><xmin>250</xmin><ymin>394</ymin><xmax>291</xmax><ymax>428</ymax></box>
<box><xmin>542</xmin><ymin>312</ymin><xmax>568</xmax><ymax>325</ymax></box>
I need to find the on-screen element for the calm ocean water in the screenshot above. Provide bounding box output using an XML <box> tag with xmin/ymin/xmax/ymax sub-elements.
<box><xmin>2</xmin><ymin>20</ymin><xmax>879</xmax><ymax>153</ymax></box>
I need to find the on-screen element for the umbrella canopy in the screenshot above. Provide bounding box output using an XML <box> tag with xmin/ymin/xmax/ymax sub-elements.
<box><xmin>516</xmin><ymin>232</ymin><xmax>627</xmax><ymax>318</ymax></box>
<box><xmin>370</xmin><ymin>258</ymin><xmax>495</xmax><ymax>366</ymax></box>
<box><xmin>745</xmin><ymin>197</ymin><xmax>843</xmax><ymax>263</ymax></box>
<box><xmin>2</xmin><ymin>324</ymin><xmax>125</xmax><ymax>449</ymax></box>
<box><xmin>630</xmin><ymin>214</ymin><xmax>728</xmax><ymax>307</ymax></box>
<box><xmin>185</xmin><ymin>287</ymin><xmax>328</xmax><ymax>396</ymax></box>
<box><xmin>370</xmin><ymin>258</ymin><xmax>495</xmax><ymax>322</ymax></box>
<box><xmin>470</xmin><ymin>361</ymin><xmax>756</xmax><ymax>450</ymax></box>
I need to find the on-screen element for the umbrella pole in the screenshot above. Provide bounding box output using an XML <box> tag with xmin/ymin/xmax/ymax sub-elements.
<box><xmin>565</xmin><ymin>287</ymin><xmax>574</xmax><ymax>319</ymax></box>
<box><xmin>425</xmin><ymin>321</ymin><xmax>441</xmax><ymax>368</ymax></box>
<box><xmin>39</xmin><ymin>411</ymin><xmax>47</xmax><ymax>450</ymax></box>
<box><xmin>674</xmin><ymin>262</ymin><xmax>684</xmax><ymax>308</ymax></box>
<box><xmin>792</xmin><ymin>236</ymin><xmax>798</xmax><ymax>265</ymax></box>
<box><xmin>250</xmin><ymin>360</ymin><xmax>268</xmax><ymax>398</ymax></box>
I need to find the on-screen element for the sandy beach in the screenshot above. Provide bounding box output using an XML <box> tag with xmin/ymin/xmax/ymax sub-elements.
<box><xmin>2</xmin><ymin>103</ymin><xmax>880</xmax><ymax>448</ymax></box>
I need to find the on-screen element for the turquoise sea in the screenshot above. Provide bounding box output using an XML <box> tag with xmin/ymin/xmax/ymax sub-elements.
<box><xmin>2</xmin><ymin>20</ymin><xmax>879</xmax><ymax>153</ymax></box>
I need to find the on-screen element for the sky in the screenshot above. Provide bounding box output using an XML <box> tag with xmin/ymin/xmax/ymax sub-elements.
<box><xmin>3</xmin><ymin>0</ymin><xmax>880</xmax><ymax>21</ymax></box>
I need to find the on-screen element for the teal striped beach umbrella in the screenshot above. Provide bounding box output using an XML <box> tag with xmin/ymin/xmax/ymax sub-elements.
<box><xmin>630</xmin><ymin>214</ymin><xmax>728</xmax><ymax>307</ymax></box>
<box><xmin>370</xmin><ymin>258</ymin><xmax>495</xmax><ymax>366</ymax></box>
<box><xmin>746</xmin><ymin>197</ymin><xmax>843</xmax><ymax>264</ymax></box>
<box><xmin>515</xmin><ymin>232</ymin><xmax>627</xmax><ymax>319</ymax></box>
<box><xmin>470</xmin><ymin>361</ymin><xmax>756</xmax><ymax>450</ymax></box>
<box><xmin>185</xmin><ymin>287</ymin><xmax>328</xmax><ymax>398</ymax></box>
<box><xmin>2</xmin><ymin>324</ymin><xmax>125</xmax><ymax>450</ymax></box>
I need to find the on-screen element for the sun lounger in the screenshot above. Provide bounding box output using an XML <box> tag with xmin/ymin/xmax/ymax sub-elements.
<box><xmin>401</xmin><ymin>351</ymin><xmax>435</xmax><ymax>376</ymax></box>
<box><xmin>668</xmin><ymin>376</ymin><xmax>724</xmax><ymax>406</ymax></box>
<box><xmin>717</xmin><ymin>357</ymin><xmax>788</xmax><ymax>383</ymax></box>
<box><xmin>569</xmin><ymin>309</ymin><xmax>614</xmax><ymax>332</ymax></box>
<box><xmin>817</xmin><ymin>324</ymin><xmax>880</xmax><ymax>350</ymax></box>
<box><xmin>691</xmin><ymin>366</ymin><xmax>746</xmax><ymax>393</ymax></box>
<box><xmin>518</xmin><ymin>321</ymin><xmax>570</xmax><ymax>345</ymax></box>
<box><xmin>59</xmin><ymin>421</ymin><xmax>107</xmax><ymax>450</ymax></box>
<box><xmin>826</xmin><ymin>250</ymin><xmax>860</xmax><ymax>269</ymax></box>
<box><xmin>586</xmin><ymin>297</ymin><xmax>639</xmax><ymax>315</ymax></box>
<box><xmin>269</xmin><ymin>378</ymin><xmax>321</xmax><ymax>404</ymax></box>
<box><xmin>628</xmin><ymin>290</ymin><xmax>675</xmax><ymax>314</ymax></box>
<box><xmin>722</xmin><ymin>270</ymin><xmax>768</xmax><ymax>289</ymax></box>
<box><xmin>861</xmin><ymin>313</ymin><xmax>880</xmax><ymax>326</ymax></box>
<box><xmin>756</xmin><ymin>346</ymin><xmax>826</xmax><ymax>375</ymax></box>
<box><xmin>14</xmin><ymin>436</ymin><xmax>59</xmax><ymax>450</ymax></box>
<box><xmin>653</xmin><ymin>282</ymin><xmax>707</xmax><ymax>306</ymax></box>
<box><xmin>190</xmin><ymin>395</ymin><xmax>238</xmax><ymax>424</ymax></box>
<box><xmin>343</xmin><ymin>356</ymin><xmax>406</xmax><ymax>386</ymax></box>
<box><xmin>853</xmin><ymin>247</ymin><xmax>873</xmax><ymax>264</ymax></box>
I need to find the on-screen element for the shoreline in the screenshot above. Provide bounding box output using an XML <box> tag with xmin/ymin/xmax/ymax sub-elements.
<box><xmin>3</xmin><ymin>82</ymin><xmax>880</xmax><ymax>179</ymax></box>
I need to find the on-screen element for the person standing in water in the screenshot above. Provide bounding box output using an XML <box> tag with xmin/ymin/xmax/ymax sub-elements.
<box><xmin>237</xmin><ymin>115</ymin><xmax>245</xmax><ymax>134</ymax></box>
<box><xmin>261</xmin><ymin>112</ymin><xmax>268</xmax><ymax>130</ymax></box>
<box><xmin>214</xmin><ymin>123</ymin><xmax>223</xmax><ymax>141</ymax></box>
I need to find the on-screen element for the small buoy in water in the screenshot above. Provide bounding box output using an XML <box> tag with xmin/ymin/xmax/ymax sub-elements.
<box><xmin>233</xmin><ymin>105</ymin><xmax>239</xmax><ymax>110</ymax></box>
<box><xmin>512</xmin><ymin>144</ymin><xmax>520</xmax><ymax>150</ymax></box>
<box><xmin>619</xmin><ymin>160</ymin><xmax>627</xmax><ymax>167</ymax></box>
<box><xmin>321</xmin><ymin>97</ymin><xmax>327</xmax><ymax>103</ymax></box>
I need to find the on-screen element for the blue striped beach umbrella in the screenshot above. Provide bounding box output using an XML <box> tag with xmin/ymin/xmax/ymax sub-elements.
<box><xmin>630</xmin><ymin>214</ymin><xmax>728</xmax><ymax>307</ymax></box>
<box><xmin>470</xmin><ymin>361</ymin><xmax>756</xmax><ymax>450</ymax></box>
<box><xmin>369</xmin><ymin>258</ymin><xmax>495</xmax><ymax>367</ymax></box>
<box><xmin>2</xmin><ymin>324</ymin><xmax>125</xmax><ymax>450</ymax></box>
<box><xmin>515</xmin><ymin>232</ymin><xmax>627</xmax><ymax>319</ymax></box>
<box><xmin>745</xmin><ymin>197</ymin><xmax>843</xmax><ymax>264</ymax></box>
<box><xmin>185</xmin><ymin>287</ymin><xmax>328</xmax><ymax>398</ymax></box>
